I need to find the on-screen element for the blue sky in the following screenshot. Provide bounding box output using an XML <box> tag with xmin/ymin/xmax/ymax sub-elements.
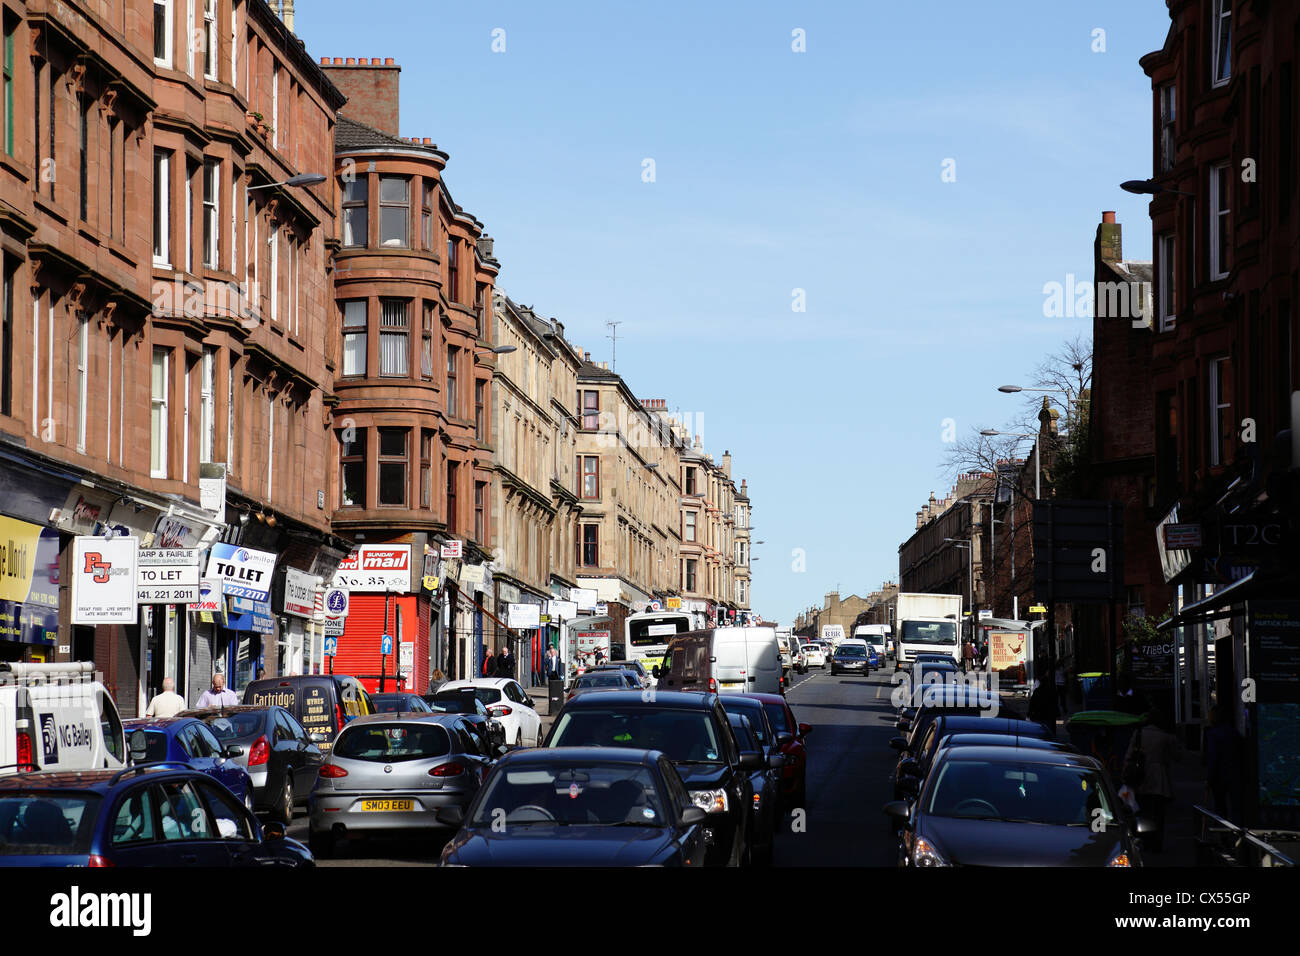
<box><xmin>298</xmin><ymin>1</ymin><xmax>1173</xmax><ymax>625</ymax></box>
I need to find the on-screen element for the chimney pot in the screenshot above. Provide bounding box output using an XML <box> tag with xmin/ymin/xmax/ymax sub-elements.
<box><xmin>320</xmin><ymin>56</ymin><xmax>329</xmax><ymax>65</ymax></box>
<box><xmin>345</xmin><ymin>57</ymin><xmax>356</xmax><ymax>65</ymax></box>
<box><xmin>423</xmin><ymin>137</ymin><xmax>433</xmax><ymax>145</ymax></box>
<box><xmin>332</xmin><ymin>57</ymin><xmax>343</xmax><ymax>65</ymax></box>
<box><xmin>359</xmin><ymin>58</ymin><xmax>370</xmax><ymax>65</ymax></box>
<box><xmin>1102</xmin><ymin>210</ymin><xmax>1116</xmax><ymax>224</ymax></box>
<box><xmin>385</xmin><ymin>57</ymin><xmax>396</xmax><ymax>65</ymax></box>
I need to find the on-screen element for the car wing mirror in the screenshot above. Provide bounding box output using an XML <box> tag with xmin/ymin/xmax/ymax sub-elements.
<box><xmin>798</xmin><ymin>723</ymin><xmax>812</xmax><ymax>736</ymax></box>
<box><xmin>681</xmin><ymin>806</ymin><xmax>707</xmax><ymax>826</ymax></box>
<box><xmin>776</xmin><ymin>733</ymin><xmax>794</xmax><ymax>748</ymax></box>
<box><xmin>223</xmin><ymin>745</ymin><xmax>244</xmax><ymax>758</ymax></box>
<box><xmin>262</xmin><ymin>820</ymin><xmax>286</xmax><ymax>841</ymax></box>
<box><xmin>738</xmin><ymin>752</ymin><xmax>762</xmax><ymax>771</ymax></box>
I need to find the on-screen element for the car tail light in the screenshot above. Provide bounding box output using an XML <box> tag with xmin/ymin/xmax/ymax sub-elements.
<box><xmin>248</xmin><ymin>735</ymin><xmax>270</xmax><ymax>767</ymax></box>
<box><xmin>429</xmin><ymin>762</ymin><xmax>465</xmax><ymax>777</ymax></box>
<box><xmin>16</xmin><ymin>730</ymin><xmax>34</xmax><ymax>772</ymax></box>
<box><xmin>489</xmin><ymin>705</ymin><xmax>512</xmax><ymax>717</ymax></box>
<box><xmin>87</xmin><ymin>855</ymin><xmax>114</xmax><ymax>867</ymax></box>
<box><xmin>336</xmin><ymin>704</ymin><xmax>346</xmax><ymax>730</ymax></box>
<box><xmin>319</xmin><ymin>763</ymin><xmax>349</xmax><ymax>778</ymax></box>
<box><xmin>708</xmin><ymin>678</ymin><xmax>717</xmax><ymax>693</ymax></box>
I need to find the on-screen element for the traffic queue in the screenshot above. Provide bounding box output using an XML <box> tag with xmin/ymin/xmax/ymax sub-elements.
<box><xmin>0</xmin><ymin>626</ymin><xmax>810</xmax><ymax>868</ymax></box>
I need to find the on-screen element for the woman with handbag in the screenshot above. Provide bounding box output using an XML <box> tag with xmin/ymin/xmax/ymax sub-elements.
<box><xmin>1124</xmin><ymin>710</ymin><xmax>1183</xmax><ymax>853</ymax></box>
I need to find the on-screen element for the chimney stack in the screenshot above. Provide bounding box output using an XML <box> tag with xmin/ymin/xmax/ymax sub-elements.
<box><xmin>1098</xmin><ymin>210</ymin><xmax>1122</xmax><ymax>264</ymax></box>
<box><xmin>322</xmin><ymin>57</ymin><xmax>402</xmax><ymax>136</ymax></box>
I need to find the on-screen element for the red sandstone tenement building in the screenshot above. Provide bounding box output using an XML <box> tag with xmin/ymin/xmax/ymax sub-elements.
<box><xmin>321</xmin><ymin>56</ymin><xmax>501</xmax><ymax>688</ymax></box>
<box><xmin>0</xmin><ymin>0</ymin><xmax>346</xmax><ymax>712</ymax></box>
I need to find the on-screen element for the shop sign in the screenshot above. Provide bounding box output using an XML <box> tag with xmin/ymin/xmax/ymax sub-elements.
<box><xmin>71</xmin><ymin>535</ymin><xmax>138</xmax><ymax>624</ymax></box>
<box><xmin>206</xmin><ymin>543</ymin><xmax>276</xmax><ymax>601</ymax></box>
<box><xmin>283</xmin><ymin>567</ymin><xmax>315</xmax><ymax>619</ymax></box>
<box><xmin>332</xmin><ymin>545</ymin><xmax>411</xmax><ymax>593</ymax></box>
<box><xmin>508</xmin><ymin>603</ymin><xmax>540</xmax><ymax>629</ymax></box>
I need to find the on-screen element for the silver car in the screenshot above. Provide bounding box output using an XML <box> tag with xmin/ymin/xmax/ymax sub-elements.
<box><xmin>307</xmin><ymin>713</ymin><xmax>491</xmax><ymax>859</ymax></box>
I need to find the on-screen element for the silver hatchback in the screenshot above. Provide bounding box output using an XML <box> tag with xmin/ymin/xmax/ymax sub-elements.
<box><xmin>307</xmin><ymin>713</ymin><xmax>491</xmax><ymax>859</ymax></box>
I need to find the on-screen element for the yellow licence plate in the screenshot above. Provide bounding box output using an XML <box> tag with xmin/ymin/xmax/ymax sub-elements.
<box><xmin>360</xmin><ymin>799</ymin><xmax>414</xmax><ymax>812</ymax></box>
<box><xmin>720</xmin><ymin>681</ymin><xmax>744</xmax><ymax>690</ymax></box>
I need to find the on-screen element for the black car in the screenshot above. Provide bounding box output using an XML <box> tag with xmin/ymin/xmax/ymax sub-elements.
<box><xmin>884</xmin><ymin>746</ymin><xmax>1148</xmax><ymax>867</ymax></box>
<box><xmin>371</xmin><ymin>694</ymin><xmax>435</xmax><ymax>714</ymax></box>
<box><xmin>0</xmin><ymin>764</ymin><xmax>312</xmax><ymax>867</ymax></box>
<box><xmin>424</xmin><ymin>690</ymin><xmax>506</xmax><ymax>751</ymax></box>
<box><xmin>544</xmin><ymin>690</ymin><xmax>757</xmax><ymax>866</ymax></box>
<box><xmin>891</xmin><ymin>715</ymin><xmax>1051</xmax><ymax>801</ymax></box>
<box><xmin>830</xmin><ymin>643</ymin><xmax>871</xmax><ymax>676</ymax></box>
<box><xmin>726</xmin><ymin>713</ymin><xmax>781</xmax><ymax>866</ymax></box>
<box><xmin>180</xmin><ymin>705</ymin><xmax>324</xmax><ymax>824</ymax></box>
<box><xmin>438</xmin><ymin>747</ymin><xmax>708</xmax><ymax>866</ymax></box>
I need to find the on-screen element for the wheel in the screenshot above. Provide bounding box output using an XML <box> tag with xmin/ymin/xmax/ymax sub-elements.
<box><xmin>309</xmin><ymin>829</ymin><xmax>334</xmax><ymax>860</ymax></box>
<box><xmin>274</xmin><ymin>772</ymin><xmax>294</xmax><ymax>825</ymax></box>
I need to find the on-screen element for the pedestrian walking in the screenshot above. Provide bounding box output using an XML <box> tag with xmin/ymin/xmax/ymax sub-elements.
<box><xmin>961</xmin><ymin>639</ymin><xmax>975</xmax><ymax>673</ymax></box>
<box><xmin>145</xmin><ymin>677</ymin><xmax>187</xmax><ymax>718</ymax></box>
<box><xmin>1124</xmin><ymin>710</ymin><xmax>1183</xmax><ymax>852</ymax></box>
<box><xmin>1206</xmin><ymin>705</ymin><xmax>1245</xmax><ymax>824</ymax></box>
<box><xmin>483</xmin><ymin>651</ymin><xmax>498</xmax><ymax>678</ymax></box>
<box><xmin>195</xmin><ymin>672</ymin><xmax>238</xmax><ymax>709</ymax></box>
<box><xmin>496</xmin><ymin>645</ymin><xmax>516</xmax><ymax>682</ymax></box>
<box><xmin>544</xmin><ymin>645</ymin><xmax>564</xmax><ymax>682</ymax></box>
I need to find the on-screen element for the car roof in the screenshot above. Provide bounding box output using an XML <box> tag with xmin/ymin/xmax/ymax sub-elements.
<box><xmin>936</xmin><ymin>746</ymin><xmax>1101</xmax><ymax>769</ymax></box>
<box><xmin>122</xmin><ymin>717</ymin><xmax>197</xmax><ymax>730</ymax></box>
<box><xmin>736</xmin><ymin>692</ymin><xmax>788</xmax><ymax>706</ymax></box>
<box><xmin>560</xmin><ymin>690</ymin><xmax>717</xmax><ymax>710</ymax></box>
<box><xmin>442</xmin><ymin>678</ymin><xmax>510</xmax><ymax>688</ymax></box>
<box><xmin>0</xmin><ymin>765</ymin><xmax>205</xmax><ymax>793</ymax></box>
<box><xmin>501</xmin><ymin>746</ymin><xmax>661</xmax><ymax>767</ymax></box>
<box><xmin>179</xmin><ymin>705</ymin><xmax>278</xmax><ymax>718</ymax></box>
<box><xmin>344</xmin><ymin>712</ymin><xmax>455</xmax><ymax>727</ymax></box>
<box><xmin>933</xmin><ymin>715</ymin><xmax>1038</xmax><ymax>735</ymax></box>
<box><xmin>939</xmin><ymin>733</ymin><xmax>1075</xmax><ymax>751</ymax></box>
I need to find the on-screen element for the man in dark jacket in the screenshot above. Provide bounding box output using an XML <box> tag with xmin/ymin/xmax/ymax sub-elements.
<box><xmin>496</xmin><ymin>646</ymin><xmax>515</xmax><ymax>681</ymax></box>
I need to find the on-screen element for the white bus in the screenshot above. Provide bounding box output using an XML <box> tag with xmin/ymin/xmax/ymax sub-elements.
<box><xmin>624</xmin><ymin>610</ymin><xmax>694</xmax><ymax>682</ymax></box>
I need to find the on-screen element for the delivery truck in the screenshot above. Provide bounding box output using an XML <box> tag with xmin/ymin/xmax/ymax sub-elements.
<box><xmin>890</xmin><ymin>592</ymin><xmax>963</xmax><ymax>668</ymax></box>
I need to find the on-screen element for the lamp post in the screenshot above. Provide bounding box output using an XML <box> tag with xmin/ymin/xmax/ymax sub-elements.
<box><xmin>944</xmin><ymin>538</ymin><xmax>974</xmax><ymax>641</ymax></box>
<box><xmin>247</xmin><ymin>172</ymin><xmax>327</xmax><ymax>191</ymax></box>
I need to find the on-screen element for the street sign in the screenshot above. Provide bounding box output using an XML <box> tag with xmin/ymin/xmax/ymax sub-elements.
<box><xmin>324</xmin><ymin>616</ymin><xmax>344</xmax><ymax>636</ymax></box>
<box><xmin>649</xmin><ymin>600</ymin><xmax>662</xmax><ymax>611</ymax></box>
<box><xmin>978</xmin><ymin>609</ymin><xmax>993</xmax><ymax>620</ymax></box>
<box><xmin>72</xmin><ymin>535</ymin><xmax>139</xmax><ymax>624</ymax></box>
<box><xmin>399</xmin><ymin>642</ymin><xmax>414</xmax><ymax>667</ymax></box>
<box><xmin>381</xmin><ymin>634</ymin><xmax>393</xmax><ymax>656</ymax></box>
<box><xmin>422</xmin><ymin>575</ymin><xmax>439</xmax><ymax>592</ymax></box>
<box><xmin>1029</xmin><ymin>605</ymin><xmax>1047</xmax><ymax>614</ymax></box>
<box><xmin>324</xmin><ymin>636</ymin><xmax>338</xmax><ymax>657</ymax></box>
<box><xmin>1161</xmin><ymin>523</ymin><xmax>1203</xmax><ymax>550</ymax></box>
<box><xmin>324</xmin><ymin>588</ymin><xmax>349</xmax><ymax>617</ymax></box>
<box><xmin>440</xmin><ymin>540</ymin><xmax>463</xmax><ymax>559</ymax></box>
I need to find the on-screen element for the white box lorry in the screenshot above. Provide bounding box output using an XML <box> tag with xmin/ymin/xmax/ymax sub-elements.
<box><xmin>891</xmin><ymin>593</ymin><xmax>963</xmax><ymax>667</ymax></box>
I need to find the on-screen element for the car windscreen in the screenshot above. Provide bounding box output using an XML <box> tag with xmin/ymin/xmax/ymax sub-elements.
<box><xmin>472</xmin><ymin>764</ymin><xmax>667</xmax><ymax>827</ymax></box>
<box><xmin>0</xmin><ymin>794</ymin><xmax>102</xmax><ymax>854</ymax></box>
<box><xmin>721</xmin><ymin>702</ymin><xmax>768</xmax><ymax>743</ymax></box>
<box><xmin>902</xmin><ymin>621</ymin><xmax>957</xmax><ymax>645</ymax></box>
<box><xmin>199</xmin><ymin>712</ymin><xmax>266</xmax><ymax>742</ymax></box>
<box><xmin>427</xmin><ymin>694</ymin><xmax>473</xmax><ymax>713</ymax></box>
<box><xmin>332</xmin><ymin>724</ymin><xmax>452</xmax><ymax>762</ymax></box>
<box><xmin>924</xmin><ymin>760</ymin><xmax>1116</xmax><ymax>827</ymax></box>
<box><xmin>372</xmin><ymin>697</ymin><xmax>427</xmax><ymax>713</ymax></box>
<box><xmin>836</xmin><ymin>645</ymin><xmax>868</xmax><ymax>658</ymax></box>
<box><xmin>577</xmin><ymin>674</ymin><xmax>625</xmax><ymax>689</ymax></box>
<box><xmin>550</xmin><ymin>708</ymin><xmax>724</xmax><ymax>764</ymax></box>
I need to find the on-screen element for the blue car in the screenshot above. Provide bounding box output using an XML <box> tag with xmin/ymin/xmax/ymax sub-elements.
<box><xmin>868</xmin><ymin>647</ymin><xmax>881</xmax><ymax>670</ymax></box>
<box><xmin>0</xmin><ymin>764</ymin><xmax>313</xmax><ymax>867</ymax></box>
<box><xmin>122</xmin><ymin>717</ymin><xmax>254</xmax><ymax>810</ymax></box>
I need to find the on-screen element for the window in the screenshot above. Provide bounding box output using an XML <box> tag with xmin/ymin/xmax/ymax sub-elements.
<box><xmin>474</xmin><ymin>482</ymin><xmax>485</xmax><ymax>542</ymax></box>
<box><xmin>226</xmin><ymin>358</ymin><xmax>234</xmax><ymax>467</ymax></box>
<box><xmin>1159</xmin><ymin>84</ymin><xmax>1176</xmax><ymax>172</ymax></box>
<box><xmin>421</xmin><ymin>303</ymin><xmax>433</xmax><ymax>378</ymax></box>
<box><xmin>377</xmin><ymin>428</ymin><xmax>408</xmax><ymax>506</ymax></box>
<box><xmin>268</xmin><ymin>226</ymin><xmax>278</xmax><ymax>322</ymax></box>
<box><xmin>153</xmin><ymin>151</ymin><xmax>171</xmax><ymax>264</ymax></box>
<box><xmin>475</xmin><ymin>284</ymin><xmax>486</xmax><ymax>337</ymax></box>
<box><xmin>474</xmin><ymin>380</ymin><xmax>485</xmax><ymax>440</ymax></box>
<box><xmin>685</xmin><ymin>466</ymin><xmax>697</xmax><ymax>495</ymax></box>
<box><xmin>581</xmin><ymin>525</ymin><xmax>598</xmax><ymax>566</ymax></box>
<box><xmin>203</xmin><ymin>159</ymin><xmax>219</xmax><ymax>268</ymax></box>
<box><xmin>108</xmin><ymin>119</ymin><xmax>120</xmax><ymax>238</ymax></box>
<box><xmin>420</xmin><ymin>430</ymin><xmax>433</xmax><ymax>508</ymax></box>
<box><xmin>1209</xmin><ymin>164</ymin><xmax>1230</xmax><ymax>280</ymax></box>
<box><xmin>157</xmin><ymin>781</ymin><xmax>209</xmax><ymax>841</ymax></box>
<box><xmin>342</xmin><ymin>300</ymin><xmax>367</xmax><ymax>376</ymax></box>
<box><xmin>380</xmin><ymin>299</ymin><xmax>409</xmax><ymax>376</ymax></box>
<box><xmin>271</xmin><ymin>63</ymin><xmax>279</xmax><ymax>149</ymax></box>
<box><xmin>200</xmin><ymin>346</ymin><xmax>215</xmax><ymax>461</ymax></box>
<box><xmin>151</xmin><ymin>349</ymin><xmax>169</xmax><ymax>477</ymax></box>
<box><xmin>342</xmin><ymin>177</ymin><xmax>367</xmax><ymax>247</ymax></box>
<box><xmin>379</xmin><ymin>176</ymin><xmax>409</xmax><ymax>247</ymax></box>
<box><xmin>112</xmin><ymin>787</ymin><xmax>157</xmax><ymax>845</ymax></box>
<box><xmin>446</xmin><ymin>461</ymin><xmax>458</xmax><ymax>531</ymax></box>
<box><xmin>154</xmin><ymin>0</ymin><xmax>173</xmax><ymax>66</ymax></box>
<box><xmin>203</xmin><ymin>0</ymin><xmax>218</xmax><ymax>80</ymax></box>
<box><xmin>685</xmin><ymin>558</ymin><xmax>697</xmax><ymax>592</ymax></box>
<box><xmin>422</xmin><ymin>182</ymin><xmax>434</xmax><ymax>249</ymax></box>
<box><xmin>684</xmin><ymin>510</ymin><xmax>697</xmax><ymax>542</ymax></box>
<box><xmin>2</xmin><ymin>14</ymin><xmax>14</xmax><ymax>155</ymax></box>
<box><xmin>78</xmin><ymin>94</ymin><xmax>89</xmax><ymax>222</ymax></box>
<box><xmin>580</xmin><ymin>390</ymin><xmax>599</xmax><ymax>430</ymax></box>
<box><xmin>1</xmin><ymin>256</ymin><xmax>12</xmax><ymax>416</ymax></box>
<box><xmin>446</xmin><ymin>237</ymin><xmax>459</xmax><ymax>302</ymax></box>
<box><xmin>581</xmin><ymin>456</ymin><xmax>600</xmax><ymax>499</ymax></box>
<box><xmin>185</xmin><ymin>158</ymin><xmax>196</xmax><ymax>274</ymax></box>
<box><xmin>446</xmin><ymin>346</ymin><xmax>458</xmax><ymax>416</ymax></box>
<box><xmin>1212</xmin><ymin>0</ymin><xmax>1231</xmax><ymax>87</ymax></box>
<box><xmin>339</xmin><ymin>426</ymin><xmax>366</xmax><ymax>507</ymax></box>
<box><xmin>1158</xmin><ymin>234</ymin><xmax>1175</xmax><ymax>331</ymax></box>
<box><xmin>75</xmin><ymin>313</ymin><xmax>88</xmax><ymax>452</ymax></box>
<box><xmin>1209</xmin><ymin>356</ymin><xmax>1231</xmax><ymax>467</ymax></box>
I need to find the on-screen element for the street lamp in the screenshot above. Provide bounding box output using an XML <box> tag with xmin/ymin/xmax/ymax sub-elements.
<box><xmin>944</xmin><ymin>537</ymin><xmax>975</xmax><ymax>629</ymax></box>
<box><xmin>247</xmin><ymin>172</ymin><xmax>327</xmax><ymax>191</ymax></box>
<box><xmin>1120</xmin><ymin>179</ymin><xmax>1195</xmax><ymax>197</ymax></box>
<box><xmin>491</xmin><ymin>345</ymin><xmax>516</xmax><ymax>354</ymax></box>
<box><xmin>981</xmin><ymin>429</ymin><xmax>1040</xmax><ymax>500</ymax></box>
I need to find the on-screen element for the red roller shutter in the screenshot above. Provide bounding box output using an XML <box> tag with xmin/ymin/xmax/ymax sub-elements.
<box><xmin>333</xmin><ymin>594</ymin><xmax>391</xmax><ymax>693</ymax></box>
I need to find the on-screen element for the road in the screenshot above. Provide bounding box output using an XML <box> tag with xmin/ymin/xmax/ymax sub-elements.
<box><xmin>286</xmin><ymin>663</ymin><xmax>906</xmax><ymax>867</ymax></box>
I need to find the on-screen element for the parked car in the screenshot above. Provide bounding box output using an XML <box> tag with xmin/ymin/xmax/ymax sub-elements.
<box><xmin>122</xmin><ymin>718</ymin><xmax>254</xmax><ymax>811</ymax></box>
<box><xmin>883</xmin><ymin>746</ymin><xmax>1148</xmax><ymax>867</ymax></box>
<box><xmin>891</xmin><ymin>714</ymin><xmax>1052</xmax><ymax>801</ymax></box>
<box><xmin>592</xmin><ymin>661</ymin><xmax>651</xmax><ymax>688</ymax></box>
<box><xmin>0</xmin><ymin>661</ymin><xmax>125</xmax><ymax>776</ymax></box>
<box><xmin>544</xmin><ymin>690</ymin><xmax>756</xmax><ymax>866</ymax></box>
<box><xmin>241</xmin><ymin>675</ymin><xmax>375</xmax><ymax>753</ymax></box>
<box><xmin>307</xmin><ymin>713</ymin><xmax>492</xmax><ymax>859</ymax></box>
<box><xmin>0</xmin><ymin>764</ymin><xmax>312</xmax><ymax>867</ymax></box>
<box><xmin>567</xmin><ymin>670</ymin><xmax>641</xmax><ymax>701</ymax></box>
<box><xmin>726</xmin><ymin>713</ymin><xmax>781</xmax><ymax>866</ymax></box>
<box><xmin>436</xmin><ymin>678</ymin><xmax>543</xmax><ymax>747</ymax></box>
<box><xmin>179</xmin><ymin>705</ymin><xmax>323</xmax><ymax>824</ymax></box>
<box><xmin>438</xmin><ymin>747</ymin><xmax>707</xmax><ymax>866</ymax></box>
<box><xmin>737</xmin><ymin>692</ymin><xmax>810</xmax><ymax>810</ymax></box>
<box><xmin>370</xmin><ymin>694</ymin><xmax>435</xmax><ymax>714</ymax></box>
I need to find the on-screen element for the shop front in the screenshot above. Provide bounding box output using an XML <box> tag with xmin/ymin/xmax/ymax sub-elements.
<box><xmin>0</xmin><ymin>516</ymin><xmax>60</xmax><ymax>663</ymax></box>
<box><xmin>204</xmin><ymin>543</ymin><xmax>279</xmax><ymax>698</ymax></box>
<box><xmin>331</xmin><ymin>543</ymin><xmax>425</xmax><ymax>694</ymax></box>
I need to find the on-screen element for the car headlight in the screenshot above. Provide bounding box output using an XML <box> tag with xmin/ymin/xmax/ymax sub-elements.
<box><xmin>911</xmin><ymin>837</ymin><xmax>949</xmax><ymax>867</ymax></box>
<box><xmin>1106</xmin><ymin>849</ymin><xmax>1132</xmax><ymax>867</ymax></box>
<box><xmin>691</xmin><ymin>789</ymin><xmax>729</xmax><ymax>813</ymax></box>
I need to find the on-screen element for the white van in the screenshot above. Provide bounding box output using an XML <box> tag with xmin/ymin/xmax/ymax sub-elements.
<box><xmin>657</xmin><ymin>626</ymin><xmax>783</xmax><ymax>695</ymax></box>
<box><xmin>853</xmin><ymin>625</ymin><xmax>891</xmax><ymax>662</ymax></box>
<box><xmin>0</xmin><ymin>662</ymin><xmax>126</xmax><ymax>775</ymax></box>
